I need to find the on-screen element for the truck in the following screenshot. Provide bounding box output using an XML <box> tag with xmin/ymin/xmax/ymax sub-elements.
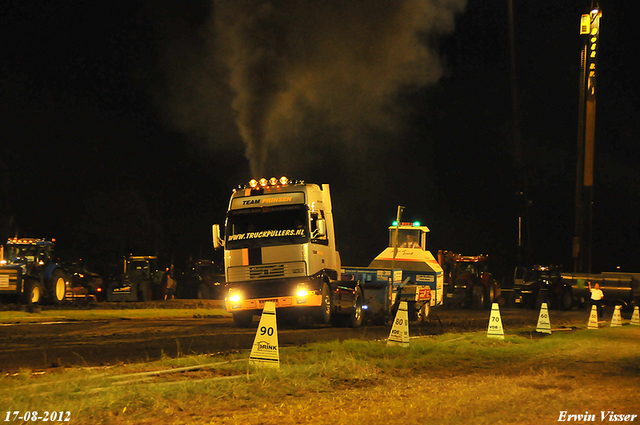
<box><xmin>437</xmin><ymin>250</ymin><xmax>499</xmax><ymax>310</ymax></box>
<box><xmin>212</xmin><ymin>177</ymin><xmax>362</xmax><ymax>328</ymax></box>
<box><xmin>106</xmin><ymin>255</ymin><xmax>172</xmax><ymax>302</ymax></box>
<box><xmin>0</xmin><ymin>238</ymin><xmax>68</xmax><ymax>305</ymax></box>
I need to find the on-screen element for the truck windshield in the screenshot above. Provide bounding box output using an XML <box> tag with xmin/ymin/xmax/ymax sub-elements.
<box><xmin>226</xmin><ymin>205</ymin><xmax>309</xmax><ymax>249</ymax></box>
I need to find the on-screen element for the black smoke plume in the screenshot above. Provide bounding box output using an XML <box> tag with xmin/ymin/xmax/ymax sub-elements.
<box><xmin>159</xmin><ymin>1</ymin><xmax>466</xmax><ymax>178</ymax></box>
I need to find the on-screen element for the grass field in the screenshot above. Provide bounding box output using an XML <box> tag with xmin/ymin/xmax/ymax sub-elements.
<box><xmin>1</xmin><ymin>324</ymin><xmax>638</xmax><ymax>424</ymax></box>
<box><xmin>0</xmin><ymin>307</ymin><xmax>230</xmax><ymax>323</ymax></box>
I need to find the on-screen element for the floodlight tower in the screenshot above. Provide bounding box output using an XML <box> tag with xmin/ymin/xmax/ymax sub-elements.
<box><xmin>573</xmin><ymin>3</ymin><xmax>602</xmax><ymax>273</ymax></box>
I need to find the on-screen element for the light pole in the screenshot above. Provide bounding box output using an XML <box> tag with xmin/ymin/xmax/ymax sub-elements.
<box><xmin>574</xmin><ymin>4</ymin><xmax>602</xmax><ymax>273</ymax></box>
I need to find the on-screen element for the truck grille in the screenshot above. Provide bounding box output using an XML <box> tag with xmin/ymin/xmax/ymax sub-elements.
<box><xmin>249</xmin><ymin>264</ymin><xmax>285</xmax><ymax>279</ymax></box>
<box><xmin>228</xmin><ymin>262</ymin><xmax>306</xmax><ymax>282</ymax></box>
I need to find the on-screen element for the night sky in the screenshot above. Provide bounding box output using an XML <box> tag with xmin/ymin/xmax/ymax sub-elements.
<box><xmin>1</xmin><ymin>1</ymin><xmax>638</xmax><ymax>279</ymax></box>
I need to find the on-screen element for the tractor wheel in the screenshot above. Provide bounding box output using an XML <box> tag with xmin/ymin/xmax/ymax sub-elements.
<box><xmin>138</xmin><ymin>281</ymin><xmax>150</xmax><ymax>301</ymax></box>
<box><xmin>472</xmin><ymin>286</ymin><xmax>485</xmax><ymax>310</ymax></box>
<box><xmin>233</xmin><ymin>311</ymin><xmax>254</xmax><ymax>328</ymax></box>
<box><xmin>24</xmin><ymin>280</ymin><xmax>43</xmax><ymax>305</ymax></box>
<box><xmin>484</xmin><ymin>282</ymin><xmax>496</xmax><ymax>310</ymax></box>
<box><xmin>47</xmin><ymin>269</ymin><xmax>67</xmax><ymax>305</ymax></box>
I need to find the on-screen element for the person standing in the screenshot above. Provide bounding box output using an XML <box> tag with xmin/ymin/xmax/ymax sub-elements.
<box><xmin>589</xmin><ymin>282</ymin><xmax>604</xmax><ymax>318</ymax></box>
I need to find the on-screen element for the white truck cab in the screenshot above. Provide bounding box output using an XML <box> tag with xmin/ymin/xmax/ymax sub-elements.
<box><xmin>213</xmin><ymin>177</ymin><xmax>361</xmax><ymax>328</ymax></box>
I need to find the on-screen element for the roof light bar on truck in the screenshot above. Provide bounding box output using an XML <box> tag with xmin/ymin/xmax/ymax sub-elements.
<box><xmin>236</xmin><ymin>176</ymin><xmax>295</xmax><ymax>192</ymax></box>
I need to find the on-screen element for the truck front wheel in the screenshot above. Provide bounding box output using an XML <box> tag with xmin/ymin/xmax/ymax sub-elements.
<box><xmin>47</xmin><ymin>269</ymin><xmax>67</xmax><ymax>305</ymax></box>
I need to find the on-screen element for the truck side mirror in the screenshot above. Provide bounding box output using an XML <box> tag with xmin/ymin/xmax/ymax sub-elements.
<box><xmin>212</xmin><ymin>224</ymin><xmax>224</xmax><ymax>249</ymax></box>
<box><xmin>317</xmin><ymin>219</ymin><xmax>326</xmax><ymax>237</ymax></box>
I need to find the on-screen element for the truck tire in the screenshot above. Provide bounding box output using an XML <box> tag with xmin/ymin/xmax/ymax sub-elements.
<box><xmin>346</xmin><ymin>285</ymin><xmax>363</xmax><ymax>328</ymax></box>
<box><xmin>24</xmin><ymin>280</ymin><xmax>43</xmax><ymax>305</ymax></box>
<box><xmin>233</xmin><ymin>311</ymin><xmax>254</xmax><ymax>328</ymax></box>
<box><xmin>47</xmin><ymin>269</ymin><xmax>67</xmax><ymax>305</ymax></box>
<box><xmin>315</xmin><ymin>282</ymin><xmax>332</xmax><ymax>325</ymax></box>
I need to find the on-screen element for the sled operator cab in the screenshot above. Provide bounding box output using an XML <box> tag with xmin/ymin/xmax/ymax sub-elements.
<box><xmin>368</xmin><ymin>221</ymin><xmax>444</xmax><ymax>309</ymax></box>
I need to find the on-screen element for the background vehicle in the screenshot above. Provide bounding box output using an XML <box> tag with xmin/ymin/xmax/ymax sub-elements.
<box><xmin>437</xmin><ymin>251</ymin><xmax>499</xmax><ymax>310</ymax></box>
<box><xmin>212</xmin><ymin>177</ymin><xmax>361</xmax><ymax>328</ymax></box>
<box><xmin>0</xmin><ymin>238</ymin><xmax>68</xmax><ymax>305</ymax></box>
<box><xmin>561</xmin><ymin>272</ymin><xmax>640</xmax><ymax>315</ymax></box>
<box><xmin>512</xmin><ymin>265</ymin><xmax>572</xmax><ymax>310</ymax></box>
<box><xmin>64</xmin><ymin>260</ymin><xmax>106</xmax><ymax>302</ymax></box>
<box><xmin>176</xmin><ymin>259</ymin><xmax>225</xmax><ymax>300</ymax></box>
<box><xmin>106</xmin><ymin>256</ymin><xmax>172</xmax><ymax>301</ymax></box>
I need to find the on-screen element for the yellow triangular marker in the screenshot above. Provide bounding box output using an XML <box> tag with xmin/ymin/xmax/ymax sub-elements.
<box><xmin>631</xmin><ymin>306</ymin><xmax>640</xmax><ymax>326</ymax></box>
<box><xmin>587</xmin><ymin>305</ymin><xmax>599</xmax><ymax>329</ymax></box>
<box><xmin>610</xmin><ymin>305</ymin><xmax>622</xmax><ymax>327</ymax></box>
<box><xmin>536</xmin><ymin>302</ymin><xmax>552</xmax><ymax>334</ymax></box>
<box><xmin>487</xmin><ymin>302</ymin><xmax>504</xmax><ymax>339</ymax></box>
<box><xmin>249</xmin><ymin>301</ymin><xmax>279</xmax><ymax>368</ymax></box>
<box><xmin>387</xmin><ymin>301</ymin><xmax>409</xmax><ymax>347</ymax></box>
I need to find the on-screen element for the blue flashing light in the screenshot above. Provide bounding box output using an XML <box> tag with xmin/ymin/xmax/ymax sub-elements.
<box><xmin>392</xmin><ymin>221</ymin><xmax>399</xmax><ymax>226</ymax></box>
<box><xmin>413</xmin><ymin>221</ymin><xmax>421</xmax><ymax>227</ymax></box>
<box><xmin>362</xmin><ymin>305</ymin><xmax>369</xmax><ymax>310</ymax></box>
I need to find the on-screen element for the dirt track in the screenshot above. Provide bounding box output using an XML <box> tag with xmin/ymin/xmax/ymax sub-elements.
<box><xmin>0</xmin><ymin>301</ymin><xmax>597</xmax><ymax>373</ymax></box>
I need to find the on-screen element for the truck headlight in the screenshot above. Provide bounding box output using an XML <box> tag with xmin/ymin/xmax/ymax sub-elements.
<box><xmin>228</xmin><ymin>288</ymin><xmax>243</xmax><ymax>304</ymax></box>
<box><xmin>296</xmin><ymin>285</ymin><xmax>310</xmax><ymax>304</ymax></box>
